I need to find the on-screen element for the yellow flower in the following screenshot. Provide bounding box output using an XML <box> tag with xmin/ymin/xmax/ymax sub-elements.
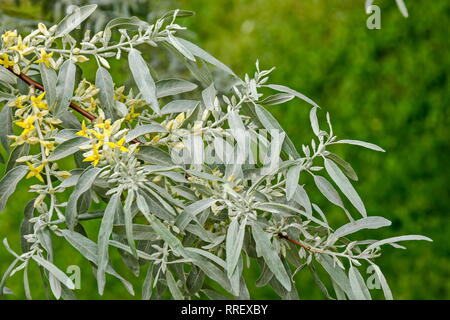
<box><xmin>15</xmin><ymin>116</ymin><xmax>36</xmax><ymax>136</ymax></box>
<box><xmin>83</xmin><ymin>143</ymin><xmax>102</xmax><ymax>167</ymax></box>
<box><xmin>9</xmin><ymin>95</ymin><xmax>28</xmax><ymax>109</ymax></box>
<box><xmin>9</xmin><ymin>36</ymin><xmax>31</xmax><ymax>57</ymax></box>
<box><xmin>0</xmin><ymin>53</ymin><xmax>14</xmax><ymax>68</ymax></box>
<box><xmin>85</xmin><ymin>97</ymin><xmax>98</xmax><ymax>112</ymax></box>
<box><xmin>125</xmin><ymin>105</ymin><xmax>140</xmax><ymax>122</ymax></box>
<box><xmin>26</xmin><ymin>162</ymin><xmax>45</xmax><ymax>183</ymax></box>
<box><xmin>1</xmin><ymin>30</ymin><xmax>17</xmax><ymax>47</ymax></box>
<box><xmin>40</xmin><ymin>140</ymin><xmax>55</xmax><ymax>156</ymax></box>
<box><xmin>76</xmin><ymin>121</ymin><xmax>91</xmax><ymax>138</ymax></box>
<box><xmin>30</xmin><ymin>92</ymin><xmax>48</xmax><ymax>110</ymax></box>
<box><xmin>114</xmin><ymin>86</ymin><xmax>127</xmax><ymax>101</ymax></box>
<box><xmin>95</xmin><ymin>119</ymin><xmax>112</xmax><ymax>137</ymax></box>
<box><xmin>35</xmin><ymin>49</ymin><xmax>54</xmax><ymax>68</ymax></box>
<box><xmin>108</xmin><ymin>136</ymin><xmax>129</xmax><ymax>153</ymax></box>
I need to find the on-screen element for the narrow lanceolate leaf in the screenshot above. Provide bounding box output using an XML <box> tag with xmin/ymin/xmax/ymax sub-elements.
<box><xmin>175</xmin><ymin>37</ymin><xmax>238</xmax><ymax>77</ymax></box>
<box><xmin>125</xmin><ymin>124</ymin><xmax>167</xmax><ymax>142</ymax></box>
<box><xmin>39</xmin><ymin>64</ymin><xmax>57</xmax><ymax>108</ymax></box>
<box><xmin>54</xmin><ymin>4</ymin><xmax>98</xmax><ymax>38</ymax></box>
<box><xmin>319</xmin><ymin>255</ymin><xmax>354</xmax><ymax>299</ymax></box>
<box><xmin>329</xmin><ymin>216</ymin><xmax>391</xmax><ymax>245</ymax></box>
<box><xmin>254</xmin><ymin>104</ymin><xmax>299</xmax><ymax>159</ymax></box>
<box><xmin>175</xmin><ymin>199</ymin><xmax>216</xmax><ymax>230</ymax></box>
<box><xmin>47</xmin><ymin>136</ymin><xmax>88</xmax><ymax>161</ymax></box>
<box><xmin>334</xmin><ymin>139</ymin><xmax>385</xmax><ymax>152</ymax></box>
<box><xmin>369</xmin><ymin>263</ymin><xmax>393</xmax><ymax>300</ymax></box>
<box><xmin>66</xmin><ymin>167</ymin><xmax>104</xmax><ymax>229</ymax></box>
<box><xmin>0</xmin><ymin>165</ymin><xmax>27</xmax><ymax>212</ymax></box>
<box><xmin>96</xmin><ymin>67</ymin><xmax>116</xmax><ymax>120</ymax></box>
<box><xmin>395</xmin><ymin>0</ymin><xmax>409</xmax><ymax>17</ymax></box>
<box><xmin>156</xmin><ymin>79</ymin><xmax>198</xmax><ymax>98</ymax></box>
<box><xmin>202</xmin><ymin>83</ymin><xmax>216</xmax><ymax>111</ymax></box>
<box><xmin>313</xmin><ymin>175</ymin><xmax>345</xmax><ymax>209</ymax></box>
<box><xmin>0</xmin><ymin>105</ymin><xmax>13</xmax><ymax>153</ymax></box>
<box><xmin>32</xmin><ymin>256</ymin><xmax>75</xmax><ymax>290</ymax></box>
<box><xmin>364</xmin><ymin>235</ymin><xmax>432</xmax><ymax>252</ymax></box>
<box><xmin>166</xmin><ymin>270</ymin><xmax>184</xmax><ymax>300</ymax></box>
<box><xmin>293</xmin><ymin>185</ymin><xmax>312</xmax><ymax>217</ymax></box>
<box><xmin>226</xmin><ymin>218</ymin><xmax>246</xmax><ymax>277</ymax></box>
<box><xmin>128</xmin><ymin>49</ymin><xmax>159</xmax><ymax>114</ymax></box>
<box><xmin>60</xmin><ymin>229</ymin><xmax>134</xmax><ymax>295</ymax></box>
<box><xmin>166</xmin><ymin>33</ymin><xmax>196</xmax><ymax>61</ymax></box>
<box><xmin>265</xmin><ymin>84</ymin><xmax>319</xmax><ymax>108</ymax></box>
<box><xmin>123</xmin><ymin>191</ymin><xmax>137</xmax><ymax>258</ymax></box>
<box><xmin>309</xmin><ymin>106</ymin><xmax>320</xmax><ymax>136</ymax></box>
<box><xmin>251</xmin><ymin>223</ymin><xmax>291</xmax><ymax>291</ymax></box>
<box><xmin>20</xmin><ymin>199</ymin><xmax>35</xmax><ymax>253</ymax></box>
<box><xmin>348</xmin><ymin>266</ymin><xmax>371</xmax><ymax>300</ymax></box>
<box><xmin>161</xmin><ymin>100</ymin><xmax>199</xmax><ymax>115</ymax></box>
<box><xmin>97</xmin><ymin>192</ymin><xmax>121</xmax><ymax>295</ymax></box>
<box><xmin>286</xmin><ymin>165</ymin><xmax>301</xmax><ymax>201</ymax></box>
<box><xmin>324</xmin><ymin>158</ymin><xmax>366</xmax><ymax>217</ymax></box>
<box><xmin>53</xmin><ymin>60</ymin><xmax>76</xmax><ymax>116</ymax></box>
<box><xmin>325</xmin><ymin>153</ymin><xmax>358</xmax><ymax>181</ymax></box>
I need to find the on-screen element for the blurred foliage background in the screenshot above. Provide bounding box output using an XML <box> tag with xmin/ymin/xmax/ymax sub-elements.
<box><xmin>0</xmin><ymin>0</ymin><xmax>448</xmax><ymax>299</ymax></box>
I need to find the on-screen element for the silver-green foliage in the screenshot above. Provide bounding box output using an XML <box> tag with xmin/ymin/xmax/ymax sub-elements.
<box><xmin>0</xmin><ymin>6</ymin><xmax>430</xmax><ymax>300</ymax></box>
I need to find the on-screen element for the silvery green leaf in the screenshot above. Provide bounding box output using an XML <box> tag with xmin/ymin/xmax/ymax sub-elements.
<box><xmin>47</xmin><ymin>136</ymin><xmax>88</xmax><ymax>161</ymax></box>
<box><xmin>108</xmin><ymin>240</ymin><xmax>153</xmax><ymax>261</ymax></box>
<box><xmin>226</xmin><ymin>217</ymin><xmax>246</xmax><ymax>277</ymax></box>
<box><xmin>364</xmin><ymin>235</ymin><xmax>432</xmax><ymax>252</ymax></box>
<box><xmin>325</xmin><ymin>153</ymin><xmax>358</xmax><ymax>181</ymax></box>
<box><xmin>319</xmin><ymin>255</ymin><xmax>354</xmax><ymax>299</ymax></box>
<box><xmin>309</xmin><ymin>106</ymin><xmax>320</xmax><ymax>136</ymax></box>
<box><xmin>313</xmin><ymin>174</ymin><xmax>351</xmax><ymax>219</ymax></box>
<box><xmin>329</xmin><ymin>216</ymin><xmax>391</xmax><ymax>245</ymax></box>
<box><xmin>254</xmin><ymin>104</ymin><xmax>299</xmax><ymax>159</ymax></box>
<box><xmin>167</xmin><ymin>33</ymin><xmax>196</xmax><ymax>61</ymax></box>
<box><xmin>176</xmin><ymin>198</ymin><xmax>216</xmax><ymax>230</ymax></box>
<box><xmin>145</xmin><ymin>214</ymin><xmax>185</xmax><ymax>254</ymax></box>
<box><xmin>0</xmin><ymin>105</ymin><xmax>13</xmax><ymax>153</ymax></box>
<box><xmin>202</xmin><ymin>83</ymin><xmax>216</xmax><ymax>111</ymax></box>
<box><xmin>49</xmin><ymin>273</ymin><xmax>62</xmax><ymax>300</ymax></box>
<box><xmin>161</xmin><ymin>100</ymin><xmax>199</xmax><ymax>115</ymax></box>
<box><xmin>0</xmin><ymin>66</ymin><xmax>16</xmax><ymax>84</ymax></box>
<box><xmin>60</xmin><ymin>229</ymin><xmax>134</xmax><ymax>295</ymax></box>
<box><xmin>0</xmin><ymin>257</ymin><xmax>20</xmax><ymax>297</ymax></box>
<box><xmin>265</xmin><ymin>84</ymin><xmax>319</xmax><ymax>108</ymax></box>
<box><xmin>166</xmin><ymin>270</ymin><xmax>184</xmax><ymax>300</ymax></box>
<box><xmin>53</xmin><ymin>59</ymin><xmax>76</xmax><ymax>116</ymax></box>
<box><xmin>333</xmin><ymin>139</ymin><xmax>385</xmax><ymax>152</ymax></box>
<box><xmin>308</xmin><ymin>263</ymin><xmax>334</xmax><ymax>300</ymax></box>
<box><xmin>136</xmin><ymin>146</ymin><xmax>173</xmax><ymax>165</ymax></box>
<box><xmin>32</xmin><ymin>256</ymin><xmax>75</xmax><ymax>290</ymax></box>
<box><xmin>286</xmin><ymin>165</ymin><xmax>301</xmax><ymax>201</ymax></box>
<box><xmin>186</xmin><ymin>266</ymin><xmax>204</xmax><ymax>296</ymax></box>
<box><xmin>142</xmin><ymin>264</ymin><xmax>154</xmax><ymax>300</ymax></box>
<box><xmin>125</xmin><ymin>124</ymin><xmax>167</xmax><ymax>142</ymax></box>
<box><xmin>20</xmin><ymin>199</ymin><xmax>35</xmax><ymax>253</ymax></box>
<box><xmin>55</xmin><ymin>4</ymin><xmax>98</xmax><ymax>38</ymax></box>
<box><xmin>175</xmin><ymin>37</ymin><xmax>238</xmax><ymax>77</ymax></box>
<box><xmin>97</xmin><ymin>192</ymin><xmax>121</xmax><ymax>295</ymax></box>
<box><xmin>66</xmin><ymin>167</ymin><xmax>104</xmax><ymax>229</ymax></box>
<box><xmin>293</xmin><ymin>185</ymin><xmax>312</xmax><ymax>217</ymax></box>
<box><xmin>324</xmin><ymin>158</ymin><xmax>366</xmax><ymax>217</ymax></box>
<box><xmin>251</xmin><ymin>222</ymin><xmax>291</xmax><ymax>291</ymax></box>
<box><xmin>96</xmin><ymin>66</ymin><xmax>116</xmax><ymax>120</ymax></box>
<box><xmin>369</xmin><ymin>263</ymin><xmax>393</xmax><ymax>300</ymax></box>
<box><xmin>39</xmin><ymin>64</ymin><xmax>57</xmax><ymax>108</ymax></box>
<box><xmin>396</xmin><ymin>0</ymin><xmax>409</xmax><ymax>17</ymax></box>
<box><xmin>123</xmin><ymin>191</ymin><xmax>137</xmax><ymax>258</ymax></box>
<box><xmin>0</xmin><ymin>165</ymin><xmax>27</xmax><ymax>212</ymax></box>
<box><xmin>5</xmin><ymin>144</ymin><xmax>29</xmax><ymax>173</ymax></box>
<box><xmin>348</xmin><ymin>266</ymin><xmax>371</xmax><ymax>300</ymax></box>
<box><xmin>128</xmin><ymin>49</ymin><xmax>159</xmax><ymax>114</ymax></box>
<box><xmin>260</xmin><ymin>93</ymin><xmax>295</xmax><ymax>106</ymax></box>
<box><xmin>156</xmin><ymin>79</ymin><xmax>198</xmax><ymax>98</ymax></box>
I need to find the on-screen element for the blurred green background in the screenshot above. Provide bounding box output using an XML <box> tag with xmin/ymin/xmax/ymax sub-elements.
<box><xmin>0</xmin><ymin>0</ymin><xmax>448</xmax><ymax>299</ymax></box>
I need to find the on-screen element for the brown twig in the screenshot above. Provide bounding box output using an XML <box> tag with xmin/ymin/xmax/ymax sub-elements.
<box><xmin>277</xmin><ymin>233</ymin><xmax>320</xmax><ymax>253</ymax></box>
